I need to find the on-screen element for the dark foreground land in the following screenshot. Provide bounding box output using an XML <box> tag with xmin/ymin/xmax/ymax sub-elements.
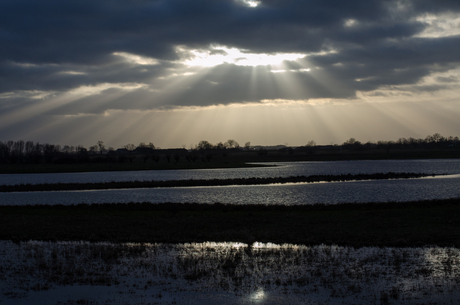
<box><xmin>2</xmin><ymin>198</ymin><xmax>460</xmax><ymax>248</ymax></box>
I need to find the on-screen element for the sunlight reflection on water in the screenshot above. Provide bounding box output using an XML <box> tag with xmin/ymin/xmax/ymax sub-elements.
<box><xmin>2</xmin><ymin>241</ymin><xmax>460</xmax><ymax>304</ymax></box>
<box><xmin>1</xmin><ymin>159</ymin><xmax>460</xmax><ymax>186</ymax></box>
<box><xmin>1</xmin><ymin>175</ymin><xmax>459</xmax><ymax>205</ymax></box>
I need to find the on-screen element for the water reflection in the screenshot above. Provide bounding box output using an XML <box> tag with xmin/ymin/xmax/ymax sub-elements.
<box><xmin>1</xmin><ymin>174</ymin><xmax>459</xmax><ymax>205</ymax></box>
<box><xmin>2</xmin><ymin>241</ymin><xmax>460</xmax><ymax>304</ymax></box>
<box><xmin>1</xmin><ymin>159</ymin><xmax>460</xmax><ymax>186</ymax></box>
<box><xmin>248</xmin><ymin>288</ymin><xmax>266</xmax><ymax>303</ymax></box>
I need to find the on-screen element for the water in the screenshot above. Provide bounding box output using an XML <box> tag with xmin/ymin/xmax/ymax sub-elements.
<box><xmin>2</xmin><ymin>161</ymin><xmax>460</xmax><ymax>303</ymax></box>
<box><xmin>2</xmin><ymin>241</ymin><xmax>460</xmax><ymax>304</ymax></box>
<box><xmin>1</xmin><ymin>159</ymin><xmax>460</xmax><ymax>186</ymax></box>
<box><xmin>0</xmin><ymin>160</ymin><xmax>459</xmax><ymax>206</ymax></box>
<box><xmin>1</xmin><ymin>174</ymin><xmax>459</xmax><ymax>205</ymax></box>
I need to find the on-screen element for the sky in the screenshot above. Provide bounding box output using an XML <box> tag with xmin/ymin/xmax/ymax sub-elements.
<box><xmin>1</xmin><ymin>0</ymin><xmax>460</xmax><ymax>149</ymax></box>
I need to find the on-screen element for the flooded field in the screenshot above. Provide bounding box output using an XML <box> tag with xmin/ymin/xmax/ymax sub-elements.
<box><xmin>1</xmin><ymin>241</ymin><xmax>460</xmax><ymax>304</ymax></box>
<box><xmin>1</xmin><ymin>174</ymin><xmax>459</xmax><ymax>206</ymax></box>
<box><xmin>1</xmin><ymin>159</ymin><xmax>460</xmax><ymax>186</ymax></box>
<box><xmin>1</xmin><ymin>159</ymin><xmax>459</xmax><ymax>206</ymax></box>
<box><xmin>2</xmin><ymin>159</ymin><xmax>460</xmax><ymax>304</ymax></box>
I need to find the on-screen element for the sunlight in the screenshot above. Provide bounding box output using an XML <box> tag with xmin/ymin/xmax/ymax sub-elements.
<box><xmin>270</xmin><ymin>68</ymin><xmax>310</xmax><ymax>73</ymax></box>
<box><xmin>415</xmin><ymin>13</ymin><xmax>460</xmax><ymax>38</ymax></box>
<box><xmin>112</xmin><ymin>52</ymin><xmax>159</xmax><ymax>65</ymax></box>
<box><xmin>344</xmin><ymin>18</ymin><xmax>359</xmax><ymax>28</ymax></box>
<box><xmin>177</xmin><ymin>45</ymin><xmax>306</xmax><ymax>67</ymax></box>
<box><xmin>68</xmin><ymin>83</ymin><xmax>148</xmax><ymax>96</ymax></box>
<box><xmin>0</xmin><ymin>90</ymin><xmax>55</xmax><ymax>100</ymax></box>
<box><xmin>58</xmin><ymin>71</ymin><xmax>87</xmax><ymax>75</ymax></box>
<box><xmin>248</xmin><ymin>288</ymin><xmax>266</xmax><ymax>303</ymax></box>
<box><xmin>243</xmin><ymin>0</ymin><xmax>260</xmax><ymax>7</ymax></box>
<box><xmin>236</xmin><ymin>0</ymin><xmax>261</xmax><ymax>8</ymax></box>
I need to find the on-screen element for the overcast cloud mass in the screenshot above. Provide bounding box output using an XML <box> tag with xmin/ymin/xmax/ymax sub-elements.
<box><xmin>1</xmin><ymin>0</ymin><xmax>460</xmax><ymax>147</ymax></box>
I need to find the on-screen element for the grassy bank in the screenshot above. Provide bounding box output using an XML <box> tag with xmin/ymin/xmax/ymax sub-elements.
<box><xmin>1</xmin><ymin>198</ymin><xmax>460</xmax><ymax>247</ymax></box>
<box><xmin>0</xmin><ymin>172</ymin><xmax>435</xmax><ymax>192</ymax></box>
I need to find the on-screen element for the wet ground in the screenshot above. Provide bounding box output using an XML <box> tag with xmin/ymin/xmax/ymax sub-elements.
<box><xmin>1</xmin><ymin>241</ymin><xmax>460</xmax><ymax>304</ymax></box>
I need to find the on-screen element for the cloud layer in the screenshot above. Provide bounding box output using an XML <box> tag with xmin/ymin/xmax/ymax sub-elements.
<box><xmin>2</xmin><ymin>1</ymin><xmax>460</xmax><ymax>110</ymax></box>
<box><xmin>1</xmin><ymin>0</ymin><xmax>460</xmax><ymax>147</ymax></box>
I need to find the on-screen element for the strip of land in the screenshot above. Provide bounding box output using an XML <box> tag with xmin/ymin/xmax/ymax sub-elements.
<box><xmin>0</xmin><ymin>172</ymin><xmax>437</xmax><ymax>192</ymax></box>
<box><xmin>1</xmin><ymin>198</ymin><xmax>460</xmax><ymax>247</ymax></box>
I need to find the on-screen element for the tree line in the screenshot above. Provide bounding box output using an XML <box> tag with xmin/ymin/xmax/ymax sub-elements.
<box><xmin>340</xmin><ymin>133</ymin><xmax>459</xmax><ymax>152</ymax></box>
<box><xmin>0</xmin><ymin>139</ymin><xmax>245</xmax><ymax>164</ymax></box>
<box><xmin>0</xmin><ymin>133</ymin><xmax>458</xmax><ymax>164</ymax></box>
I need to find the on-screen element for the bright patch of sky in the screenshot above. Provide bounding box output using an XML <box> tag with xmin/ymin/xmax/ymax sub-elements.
<box><xmin>270</xmin><ymin>69</ymin><xmax>311</xmax><ymax>73</ymax></box>
<box><xmin>177</xmin><ymin>46</ymin><xmax>306</xmax><ymax>67</ymax></box>
<box><xmin>0</xmin><ymin>90</ymin><xmax>54</xmax><ymax>100</ymax></box>
<box><xmin>113</xmin><ymin>52</ymin><xmax>159</xmax><ymax>65</ymax></box>
<box><xmin>343</xmin><ymin>19</ymin><xmax>359</xmax><ymax>28</ymax></box>
<box><xmin>68</xmin><ymin>83</ymin><xmax>148</xmax><ymax>96</ymax></box>
<box><xmin>237</xmin><ymin>0</ymin><xmax>261</xmax><ymax>8</ymax></box>
<box><xmin>58</xmin><ymin>71</ymin><xmax>87</xmax><ymax>75</ymax></box>
<box><xmin>415</xmin><ymin>13</ymin><xmax>460</xmax><ymax>38</ymax></box>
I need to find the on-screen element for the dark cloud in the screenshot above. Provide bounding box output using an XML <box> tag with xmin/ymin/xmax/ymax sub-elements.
<box><xmin>1</xmin><ymin>0</ymin><xmax>460</xmax><ymax>112</ymax></box>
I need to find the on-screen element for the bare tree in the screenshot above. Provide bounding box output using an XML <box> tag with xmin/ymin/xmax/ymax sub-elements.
<box><xmin>89</xmin><ymin>145</ymin><xmax>98</xmax><ymax>153</ymax></box>
<box><xmin>244</xmin><ymin>142</ymin><xmax>251</xmax><ymax>150</ymax></box>
<box><xmin>197</xmin><ymin>140</ymin><xmax>213</xmax><ymax>150</ymax></box>
<box><xmin>97</xmin><ymin>141</ymin><xmax>105</xmax><ymax>154</ymax></box>
<box><xmin>225</xmin><ymin>139</ymin><xmax>239</xmax><ymax>149</ymax></box>
<box><xmin>125</xmin><ymin>143</ymin><xmax>136</xmax><ymax>151</ymax></box>
<box><xmin>305</xmin><ymin>140</ymin><xmax>316</xmax><ymax>154</ymax></box>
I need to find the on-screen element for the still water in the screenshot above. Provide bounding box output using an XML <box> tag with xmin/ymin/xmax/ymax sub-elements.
<box><xmin>0</xmin><ymin>159</ymin><xmax>459</xmax><ymax>206</ymax></box>
<box><xmin>1</xmin><ymin>159</ymin><xmax>460</xmax><ymax>185</ymax></box>
<box><xmin>1</xmin><ymin>174</ymin><xmax>459</xmax><ymax>205</ymax></box>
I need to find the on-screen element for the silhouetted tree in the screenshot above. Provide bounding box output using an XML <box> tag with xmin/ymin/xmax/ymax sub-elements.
<box><xmin>257</xmin><ymin>148</ymin><xmax>268</xmax><ymax>156</ymax></box>
<box><xmin>89</xmin><ymin>145</ymin><xmax>98</xmax><ymax>154</ymax></box>
<box><xmin>343</xmin><ymin>138</ymin><xmax>359</xmax><ymax>146</ymax></box>
<box><xmin>244</xmin><ymin>142</ymin><xmax>251</xmax><ymax>150</ymax></box>
<box><xmin>173</xmin><ymin>154</ymin><xmax>180</xmax><ymax>163</ymax></box>
<box><xmin>25</xmin><ymin>141</ymin><xmax>35</xmax><ymax>159</ymax></box>
<box><xmin>225</xmin><ymin>139</ymin><xmax>239</xmax><ymax>149</ymax></box>
<box><xmin>215</xmin><ymin>142</ymin><xmax>225</xmax><ymax>150</ymax></box>
<box><xmin>305</xmin><ymin>140</ymin><xmax>316</xmax><ymax>154</ymax></box>
<box><xmin>44</xmin><ymin>144</ymin><xmax>57</xmax><ymax>163</ymax></box>
<box><xmin>197</xmin><ymin>140</ymin><xmax>213</xmax><ymax>150</ymax></box>
<box><xmin>165</xmin><ymin>153</ymin><xmax>171</xmax><ymax>163</ymax></box>
<box><xmin>0</xmin><ymin>142</ymin><xmax>9</xmax><ymax>163</ymax></box>
<box><xmin>151</xmin><ymin>155</ymin><xmax>160</xmax><ymax>162</ymax></box>
<box><xmin>97</xmin><ymin>141</ymin><xmax>105</xmax><ymax>154</ymax></box>
<box><xmin>77</xmin><ymin>145</ymin><xmax>87</xmax><ymax>155</ymax></box>
<box><xmin>125</xmin><ymin>143</ymin><xmax>135</xmax><ymax>151</ymax></box>
<box><xmin>11</xmin><ymin>140</ymin><xmax>25</xmax><ymax>163</ymax></box>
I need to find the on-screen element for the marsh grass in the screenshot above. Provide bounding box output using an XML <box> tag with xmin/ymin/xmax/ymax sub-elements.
<box><xmin>2</xmin><ymin>241</ymin><xmax>460</xmax><ymax>304</ymax></box>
